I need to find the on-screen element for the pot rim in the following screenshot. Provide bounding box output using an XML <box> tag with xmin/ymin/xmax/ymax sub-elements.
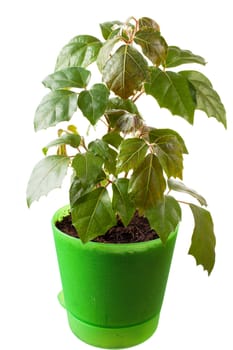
<box><xmin>52</xmin><ymin>205</ymin><xmax>178</xmax><ymax>253</ymax></box>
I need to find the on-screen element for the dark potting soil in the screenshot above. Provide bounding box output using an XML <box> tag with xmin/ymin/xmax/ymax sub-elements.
<box><xmin>56</xmin><ymin>211</ymin><xmax>159</xmax><ymax>243</ymax></box>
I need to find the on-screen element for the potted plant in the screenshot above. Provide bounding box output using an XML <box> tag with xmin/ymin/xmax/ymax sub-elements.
<box><xmin>26</xmin><ymin>16</ymin><xmax>226</xmax><ymax>349</ymax></box>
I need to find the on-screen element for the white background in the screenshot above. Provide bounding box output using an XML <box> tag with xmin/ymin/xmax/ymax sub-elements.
<box><xmin>1</xmin><ymin>0</ymin><xmax>233</xmax><ymax>349</ymax></box>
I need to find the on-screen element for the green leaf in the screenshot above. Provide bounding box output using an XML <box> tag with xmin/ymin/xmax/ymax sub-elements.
<box><xmin>71</xmin><ymin>187</ymin><xmax>117</xmax><ymax>243</ymax></box>
<box><xmin>107</xmin><ymin>97</ymin><xmax>140</xmax><ymax>115</ymax></box>
<box><xmin>69</xmin><ymin>176</ymin><xmax>89</xmax><ymax>207</ymax></box>
<box><xmin>103</xmin><ymin>45</ymin><xmax>149</xmax><ymax>99</ymax></box>
<box><xmin>138</xmin><ymin>17</ymin><xmax>160</xmax><ymax>31</ymax></box>
<box><xmin>144</xmin><ymin>68</ymin><xmax>195</xmax><ymax>124</ymax></box>
<box><xmin>72</xmin><ymin>152</ymin><xmax>105</xmax><ymax>187</ymax></box>
<box><xmin>88</xmin><ymin>139</ymin><xmax>118</xmax><ymax>175</ymax></box>
<box><xmin>117</xmin><ymin>138</ymin><xmax>148</xmax><ymax>173</ymax></box>
<box><xmin>168</xmin><ymin>178</ymin><xmax>208</xmax><ymax>206</ymax></box>
<box><xmin>112</xmin><ymin>178</ymin><xmax>135</xmax><ymax>226</ymax></box>
<box><xmin>106</xmin><ymin>97</ymin><xmax>143</xmax><ymax>132</ymax></box>
<box><xmin>34</xmin><ymin>90</ymin><xmax>77</xmax><ymax>131</ymax></box>
<box><xmin>103</xmin><ymin>132</ymin><xmax>123</xmax><ymax>149</ymax></box>
<box><xmin>42</xmin><ymin>67</ymin><xmax>91</xmax><ymax>90</ymax></box>
<box><xmin>88</xmin><ymin>139</ymin><xmax>112</xmax><ymax>161</ymax></box>
<box><xmin>26</xmin><ymin>155</ymin><xmax>70</xmax><ymax>207</ymax></box>
<box><xmin>129</xmin><ymin>153</ymin><xmax>166</xmax><ymax>213</ymax></box>
<box><xmin>55</xmin><ymin>35</ymin><xmax>102</xmax><ymax>71</ymax></box>
<box><xmin>134</xmin><ymin>28</ymin><xmax>168</xmax><ymax>66</ymax></box>
<box><xmin>97</xmin><ymin>37</ymin><xmax>120</xmax><ymax>71</ymax></box>
<box><xmin>100</xmin><ymin>21</ymin><xmax>123</xmax><ymax>40</ymax></box>
<box><xmin>153</xmin><ymin>135</ymin><xmax>184</xmax><ymax>179</ymax></box>
<box><xmin>166</xmin><ymin>46</ymin><xmax>206</xmax><ymax>68</ymax></box>
<box><xmin>180</xmin><ymin>70</ymin><xmax>227</xmax><ymax>128</ymax></box>
<box><xmin>146</xmin><ymin>196</ymin><xmax>181</xmax><ymax>244</ymax></box>
<box><xmin>188</xmin><ymin>204</ymin><xmax>216</xmax><ymax>275</ymax></box>
<box><xmin>42</xmin><ymin>134</ymin><xmax>81</xmax><ymax>155</ymax></box>
<box><xmin>78</xmin><ymin>84</ymin><xmax>110</xmax><ymax>125</ymax></box>
<box><xmin>149</xmin><ymin>128</ymin><xmax>188</xmax><ymax>154</ymax></box>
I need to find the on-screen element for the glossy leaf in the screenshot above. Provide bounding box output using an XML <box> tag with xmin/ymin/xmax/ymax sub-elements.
<box><xmin>117</xmin><ymin>138</ymin><xmax>148</xmax><ymax>173</ymax></box>
<box><xmin>103</xmin><ymin>45</ymin><xmax>149</xmax><ymax>98</ymax></box>
<box><xmin>166</xmin><ymin>46</ymin><xmax>206</xmax><ymax>68</ymax></box>
<box><xmin>97</xmin><ymin>37</ymin><xmax>120</xmax><ymax>71</ymax></box>
<box><xmin>144</xmin><ymin>68</ymin><xmax>195</xmax><ymax>124</ymax></box>
<box><xmin>78</xmin><ymin>84</ymin><xmax>110</xmax><ymax>125</ymax></box>
<box><xmin>43</xmin><ymin>134</ymin><xmax>81</xmax><ymax>155</ymax></box>
<box><xmin>146</xmin><ymin>196</ymin><xmax>181</xmax><ymax>243</ymax></box>
<box><xmin>69</xmin><ymin>176</ymin><xmax>89</xmax><ymax>207</ymax></box>
<box><xmin>168</xmin><ymin>178</ymin><xmax>207</xmax><ymax>206</ymax></box>
<box><xmin>134</xmin><ymin>28</ymin><xmax>168</xmax><ymax>66</ymax></box>
<box><xmin>138</xmin><ymin>17</ymin><xmax>160</xmax><ymax>31</ymax></box>
<box><xmin>72</xmin><ymin>152</ymin><xmax>105</xmax><ymax>186</ymax></box>
<box><xmin>100</xmin><ymin>21</ymin><xmax>123</xmax><ymax>40</ymax></box>
<box><xmin>189</xmin><ymin>204</ymin><xmax>216</xmax><ymax>275</ymax></box>
<box><xmin>149</xmin><ymin>128</ymin><xmax>188</xmax><ymax>154</ymax></box>
<box><xmin>129</xmin><ymin>153</ymin><xmax>166</xmax><ymax>213</ymax></box>
<box><xmin>26</xmin><ymin>155</ymin><xmax>70</xmax><ymax>207</ymax></box>
<box><xmin>34</xmin><ymin>90</ymin><xmax>77</xmax><ymax>131</ymax></box>
<box><xmin>112</xmin><ymin>178</ymin><xmax>135</xmax><ymax>226</ymax></box>
<box><xmin>42</xmin><ymin>67</ymin><xmax>91</xmax><ymax>90</ymax></box>
<box><xmin>153</xmin><ymin>135</ymin><xmax>184</xmax><ymax>179</ymax></box>
<box><xmin>71</xmin><ymin>187</ymin><xmax>116</xmax><ymax>242</ymax></box>
<box><xmin>180</xmin><ymin>70</ymin><xmax>227</xmax><ymax>128</ymax></box>
<box><xmin>55</xmin><ymin>35</ymin><xmax>102</xmax><ymax>71</ymax></box>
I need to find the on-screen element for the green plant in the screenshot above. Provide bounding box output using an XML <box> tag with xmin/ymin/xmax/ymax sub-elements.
<box><xmin>27</xmin><ymin>16</ymin><xmax>226</xmax><ymax>275</ymax></box>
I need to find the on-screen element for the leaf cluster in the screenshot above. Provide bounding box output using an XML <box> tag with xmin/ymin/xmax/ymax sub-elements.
<box><xmin>27</xmin><ymin>17</ymin><xmax>227</xmax><ymax>275</ymax></box>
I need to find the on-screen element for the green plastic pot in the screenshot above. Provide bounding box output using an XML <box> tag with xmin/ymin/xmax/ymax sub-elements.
<box><xmin>52</xmin><ymin>205</ymin><xmax>178</xmax><ymax>349</ymax></box>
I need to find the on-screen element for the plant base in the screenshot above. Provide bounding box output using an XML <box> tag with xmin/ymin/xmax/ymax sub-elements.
<box><xmin>58</xmin><ymin>291</ymin><xmax>159</xmax><ymax>349</ymax></box>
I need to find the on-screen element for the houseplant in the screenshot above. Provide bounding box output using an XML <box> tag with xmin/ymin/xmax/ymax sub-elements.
<box><xmin>27</xmin><ymin>16</ymin><xmax>226</xmax><ymax>348</ymax></box>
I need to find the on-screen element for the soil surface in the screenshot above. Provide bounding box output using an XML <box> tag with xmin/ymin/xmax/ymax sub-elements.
<box><xmin>56</xmin><ymin>211</ymin><xmax>159</xmax><ymax>243</ymax></box>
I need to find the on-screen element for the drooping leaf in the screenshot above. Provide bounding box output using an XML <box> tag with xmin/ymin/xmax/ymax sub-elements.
<box><xmin>112</xmin><ymin>178</ymin><xmax>135</xmax><ymax>226</ymax></box>
<box><xmin>42</xmin><ymin>67</ymin><xmax>91</xmax><ymax>90</ymax></box>
<box><xmin>180</xmin><ymin>70</ymin><xmax>227</xmax><ymax>128</ymax></box>
<box><xmin>103</xmin><ymin>45</ymin><xmax>149</xmax><ymax>99</ymax></box>
<box><xmin>26</xmin><ymin>155</ymin><xmax>70</xmax><ymax>207</ymax></box>
<box><xmin>144</xmin><ymin>67</ymin><xmax>195</xmax><ymax>124</ymax></box>
<box><xmin>146</xmin><ymin>195</ymin><xmax>181</xmax><ymax>243</ymax></box>
<box><xmin>43</xmin><ymin>134</ymin><xmax>81</xmax><ymax>155</ymax></box>
<box><xmin>72</xmin><ymin>152</ymin><xmax>105</xmax><ymax>187</ymax></box>
<box><xmin>129</xmin><ymin>153</ymin><xmax>166</xmax><ymax>213</ymax></box>
<box><xmin>134</xmin><ymin>28</ymin><xmax>168</xmax><ymax>66</ymax></box>
<box><xmin>34</xmin><ymin>90</ymin><xmax>77</xmax><ymax>131</ymax></box>
<box><xmin>149</xmin><ymin>128</ymin><xmax>188</xmax><ymax>154</ymax></box>
<box><xmin>153</xmin><ymin>135</ymin><xmax>184</xmax><ymax>179</ymax></box>
<box><xmin>103</xmin><ymin>132</ymin><xmax>123</xmax><ymax>149</ymax></box>
<box><xmin>188</xmin><ymin>204</ymin><xmax>216</xmax><ymax>275</ymax></box>
<box><xmin>97</xmin><ymin>37</ymin><xmax>120</xmax><ymax>71</ymax></box>
<box><xmin>168</xmin><ymin>178</ymin><xmax>207</xmax><ymax>206</ymax></box>
<box><xmin>55</xmin><ymin>35</ymin><xmax>102</xmax><ymax>71</ymax></box>
<box><xmin>71</xmin><ymin>187</ymin><xmax>117</xmax><ymax>243</ymax></box>
<box><xmin>166</xmin><ymin>46</ymin><xmax>206</xmax><ymax>68</ymax></box>
<box><xmin>100</xmin><ymin>21</ymin><xmax>123</xmax><ymax>40</ymax></box>
<box><xmin>117</xmin><ymin>138</ymin><xmax>148</xmax><ymax>173</ymax></box>
<box><xmin>78</xmin><ymin>84</ymin><xmax>110</xmax><ymax>125</ymax></box>
<box><xmin>138</xmin><ymin>17</ymin><xmax>160</xmax><ymax>31</ymax></box>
